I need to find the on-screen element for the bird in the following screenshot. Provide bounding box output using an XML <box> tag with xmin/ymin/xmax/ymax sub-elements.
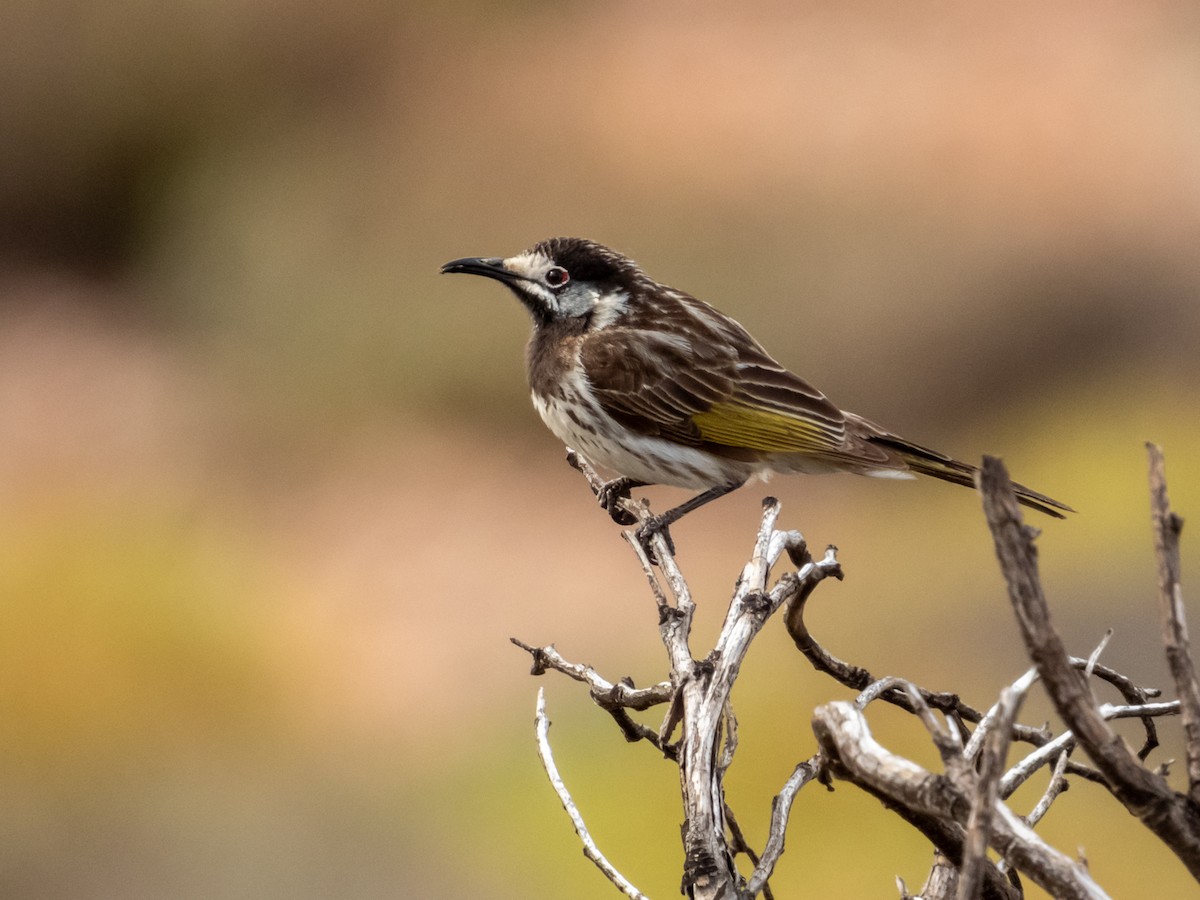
<box><xmin>440</xmin><ymin>237</ymin><xmax>1071</xmax><ymax>547</ymax></box>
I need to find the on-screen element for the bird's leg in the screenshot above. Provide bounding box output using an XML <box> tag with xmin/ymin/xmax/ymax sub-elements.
<box><xmin>635</xmin><ymin>479</ymin><xmax>747</xmax><ymax>560</ymax></box>
<box><xmin>597</xmin><ymin>476</ymin><xmax>645</xmax><ymax>526</ymax></box>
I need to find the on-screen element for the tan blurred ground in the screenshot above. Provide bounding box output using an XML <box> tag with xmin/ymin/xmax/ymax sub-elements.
<box><xmin>2</xmin><ymin>2</ymin><xmax>1200</xmax><ymax>897</ymax></box>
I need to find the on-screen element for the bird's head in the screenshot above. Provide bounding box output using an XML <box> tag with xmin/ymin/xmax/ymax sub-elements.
<box><xmin>440</xmin><ymin>237</ymin><xmax>646</xmax><ymax>328</ymax></box>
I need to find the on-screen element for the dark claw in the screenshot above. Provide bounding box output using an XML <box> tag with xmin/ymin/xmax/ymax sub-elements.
<box><xmin>598</xmin><ymin>478</ymin><xmax>639</xmax><ymax>526</ymax></box>
<box><xmin>635</xmin><ymin>515</ymin><xmax>676</xmax><ymax>563</ymax></box>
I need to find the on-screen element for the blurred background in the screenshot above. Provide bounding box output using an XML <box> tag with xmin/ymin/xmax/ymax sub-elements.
<box><xmin>2</xmin><ymin>1</ymin><xmax>1199</xmax><ymax>897</ymax></box>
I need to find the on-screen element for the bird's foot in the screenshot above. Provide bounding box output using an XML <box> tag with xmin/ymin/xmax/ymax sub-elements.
<box><xmin>597</xmin><ymin>477</ymin><xmax>639</xmax><ymax>526</ymax></box>
<box><xmin>635</xmin><ymin>514</ymin><xmax>676</xmax><ymax>563</ymax></box>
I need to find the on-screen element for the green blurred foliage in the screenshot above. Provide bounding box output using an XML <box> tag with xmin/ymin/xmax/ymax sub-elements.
<box><xmin>2</xmin><ymin>0</ymin><xmax>1200</xmax><ymax>897</ymax></box>
<box><xmin>0</xmin><ymin>501</ymin><xmax>274</xmax><ymax>777</ymax></box>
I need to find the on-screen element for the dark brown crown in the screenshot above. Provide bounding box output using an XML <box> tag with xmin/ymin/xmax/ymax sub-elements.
<box><xmin>530</xmin><ymin>237</ymin><xmax>648</xmax><ymax>288</ymax></box>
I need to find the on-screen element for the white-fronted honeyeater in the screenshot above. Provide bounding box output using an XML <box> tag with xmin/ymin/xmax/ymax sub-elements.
<box><xmin>441</xmin><ymin>237</ymin><xmax>1070</xmax><ymax>541</ymax></box>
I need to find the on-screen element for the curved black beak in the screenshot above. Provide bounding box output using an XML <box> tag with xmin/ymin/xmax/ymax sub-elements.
<box><xmin>440</xmin><ymin>256</ymin><xmax>523</xmax><ymax>285</ymax></box>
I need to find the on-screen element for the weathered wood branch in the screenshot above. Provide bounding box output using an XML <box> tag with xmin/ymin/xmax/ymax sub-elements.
<box><xmin>512</xmin><ymin>638</ymin><xmax>676</xmax><ymax>751</ymax></box>
<box><xmin>813</xmin><ymin>697</ymin><xmax>1109</xmax><ymax>900</ymax></box>
<box><xmin>1147</xmin><ymin>442</ymin><xmax>1200</xmax><ymax>804</ymax></box>
<box><xmin>521</xmin><ymin>447</ymin><xmax>1199</xmax><ymax>898</ymax></box>
<box><xmin>742</xmin><ymin>755</ymin><xmax>823</xmax><ymax>898</ymax></box>
<box><xmin>536</xmin><ymin>452</ymin><xmax>846</xmax><ymax>898</ymax></box>
<box><xmin>979</xmin><ymin>454</ymin><xmax>1200</xmax><ymax>880</ymax></box>
<box><xmin>534</xmin><ymin>688</ymin><xmax>650</xmax><ymax>899</ymax></box>
<box><xmin>957</xmin><ymin>683</ymin><xmax>1023</xmax><ymax>900</ymax></box>
<box><xmin>672</xmin><ymin>498</ymin><xmax>810</xmax><ymax>899</ymax></box>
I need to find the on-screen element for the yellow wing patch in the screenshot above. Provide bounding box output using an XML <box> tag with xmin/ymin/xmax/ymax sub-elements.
<box><xmin>691</xmin><ymin>402</ymin><xmax>839</xmax><ymax>454</ymax></box>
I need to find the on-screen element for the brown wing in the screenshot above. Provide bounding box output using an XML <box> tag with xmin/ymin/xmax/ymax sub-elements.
<box><xmin>578</xmin><ymin>326</ymin><xmax>730</xmax><ymax>446</ymax></box>
<box><xmin>578</xmin><ymin>291</ymin><xmax>858</xmax><ymax>457</ymax></box>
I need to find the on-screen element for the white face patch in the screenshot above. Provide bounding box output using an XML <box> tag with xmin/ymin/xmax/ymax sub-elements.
<box><xmin>502</xmin><ymin>251</ymin><xmax>550</xmax><ymax>279</ymax></box>
<box><xmin>589</xmin><ymin>289</ymin><xmax>628</xmax><ymax>330</ymax></box>
<box><xmin>502</xmin><ymin>251</ymin><xmax>558</xmax><ymax>313</ymax></box>
<box><xmin>502</xmin><ymin>250</ymin><xmax>608</xmax><ymax>322</ymax></box>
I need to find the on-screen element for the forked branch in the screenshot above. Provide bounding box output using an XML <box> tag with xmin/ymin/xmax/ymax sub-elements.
<box><xmin>516</xmin><ymin>448</ymin><xmax>1200</xmax><ymax>898</ymax></box>
<box><xmin>978</xmin><ymin>454</ymin><xmax>1200</xmax><ymax>879</ymax></box>
<box><xmin>522</xmin><ymin>453</ymin><xmax>844</xmax><ymax>898</ymax></box>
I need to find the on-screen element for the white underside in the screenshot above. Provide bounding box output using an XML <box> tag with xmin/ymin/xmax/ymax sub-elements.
<box><xmin>532</xmin><ymin>386</ymin><xmax>737</xmax><ymax>488</ymax></box>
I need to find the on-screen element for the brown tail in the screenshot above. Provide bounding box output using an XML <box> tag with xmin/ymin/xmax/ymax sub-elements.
<box><xmin>867</xmin><ymin>435</ymin><xmax>1073</xmax><ymax>519</ymax></box>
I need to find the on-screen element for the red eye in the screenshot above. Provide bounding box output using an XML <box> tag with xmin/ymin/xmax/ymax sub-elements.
<box><xmin>545</xmin><ymin>266</ymin><xmax>569</xmax><ymax>287</ymax></box>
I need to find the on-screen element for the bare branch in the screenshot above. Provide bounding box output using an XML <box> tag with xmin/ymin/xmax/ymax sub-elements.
<box><xmin>785</xmin><ymin>569</ymin><xmax>1055</xmax><ymax>750</ymax></box>
<box><xmin>511</xmin><ymin>638</ymin><xmax>676</xmax><ymax>752</ymax></box>
<box><xmin>786</xmin><ymin>561</ymin><xmax>1124</xmax><ymax>792</ymax></box>
<box><xmin>624</xmin><ymin>523</ymin><xmax>695</xmax><ymax>689</ymax></box>
<box><xmin>621</xmin><ymin>511</ymin><xmax>696</xmax><ymax>682</ymax></box>
<box><xmin>988</xmin><ymin>801</ymin><xmax>1108</xmax><ymax>900</ymax></box>
<box><xmin>718</xmin><ymin>696</ymin><xmax>738</xmax><ymax>778</ymax></box>
<box><xmin>658</xmin><ymin>690</ymin><xmax>684</xmax><ymax>751</ymax></box>
<box><xmin>1024</xmin><ymin>750</ymin><xmax>1071</xmax><ymax>830</ymax></box>
<box><xmin>1000</xmin><ymin>698</ymin><xmax>1180</xmax><ymax>799</ymax></box>
<box><xmin>814</xmin><ymin>700</ymin><xmax>1110</xmax><ymax>899</ymax></box>
<box><xmin>1064</xmin><ymin>653</ymin><xmax>1161</xmax><ymax>761</ymax></box>
<box><xmin>958</xmin><ymin>685</ymin><xmax>1023</xmax><ymax>900</ymax></box>
<box><xmin>511</xmin><ymin>639</ymin><xmax>673</xmax><ymax>710</ymax></box>
<box><xmin>534</xmin><ymin>688</ymin><xmax>650</xmax><ymax>900</ymax></box>
<box><xmin>962</xmin><ymin>668</ymin><xmax>1039</xmax><ymax>762</ymax></box>
<box><xmin>1083</xmin><ymin>630</ymin><xmax>1113</xmax><ymax>680</ymax></box>
<box><xmin>1100</xmin><ymin>700</ymin><xmax>1181</xmax><ymax>719</ymax></box>
<box><xmin>856</xmin><ymin>676</ymin><xmax>917</xmax><ymax>710</ymax></box>
<box><xmin>978</xmin><ymin>454</ymin><xmax>1200</xmax><ymax>880</ymax></box>
<box><xmin>813</xmin><ymin>700</ymin><xmax>1016</xmax><ymax>900</ymax></box>
<box><xmin>528</xmin><ymin>451</ymin><xmax>1198</xmax><ymax>898</ymax></box>
<box><xmin>1148</xmin><ymin>442</ymin><xmax>1200</xmax><ymax>804</ymax></box>
<box><xmin>744</xmin><ymin>755</ymin><xmax>824</xmax><ymax>897</ymax></box>
<box><xmin>673</xmin><ymin>497</ymin><xmax>829</xmax><ymax>899</ymax></box>
<box><xmin>723</xmin><ymin>804</ymin><xmax>775</xmax><ymax>900</ymax></box>
<box><xmin>1001</xmin><ymin>731</ymin><xmax>1076</xmax><ymax>800</ymax></box>
<box><xmin>624</xmin><ymin>527</ymin><xmax>672</xmax><ymax>616</ymax></box>
<box><xmin>909</xmin><ymin>851</ymin><xmax>960</xmax><ymax>900</ymax></box>
<box><xmin>898</xmin><ymin>681</ymin><xmax>965</xmax><ymax>767</ymax></box>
